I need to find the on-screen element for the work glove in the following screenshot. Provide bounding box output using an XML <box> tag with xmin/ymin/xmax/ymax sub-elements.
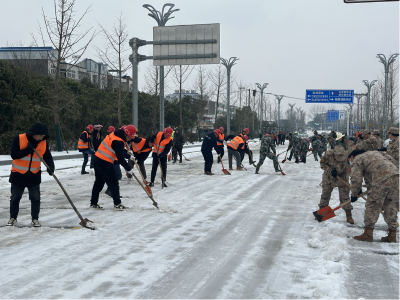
<box><xmin>47</xmin><ymin>167</ymin><xmax>54</xmax><ymax>176</ymax></box>
<box><xmin>27</xmin><ymin>141</ymin><xmax>37</xmax><ymax>150</ymax></box>
<box><xmin>126</xmin><ymin>169</ymin><xmax>133</xmax><ymax>178</ymax></box>
<box><xmin>358</xmin><ymin>188</ymin><xmax>363</xmax><ymax>196</ymax></box>
<box><xmin>128</xmin><ymin>159</ymin><xmax>134</xmax><ymax>169</ymax></box>
<box><xmin>378</xmin><ymin>147</ymin><xmax>387</xmax><ymax>152</ymax></box>
<box><xmin>331</xmin><ymin>169</ymin><xmax>338</xmax><ymax>178</ymax></box>
<box><xmin>351</xmin><ymin>196</ymin><xmax>358</xmax><ymax>203</ymax></box>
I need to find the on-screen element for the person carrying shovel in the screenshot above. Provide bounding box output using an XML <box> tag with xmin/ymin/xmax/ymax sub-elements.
<box><xmin>201</xmin><ymin>129</ymin><xmax>221</xmax><ymax>175</ymax></box>
<box><xmin>348</xmin><ymin>150</ymin><xmax>399</xmax><ymax>243</ymax></box>
<box><xmin>255</xmin><ymin>133</ymin><xmax>280</xmax><ymax>174</ymax></box>
<box><xmin>318</xmin><ymin>145</ymin><xmax>355</xmax><ymax>224</ymax></box>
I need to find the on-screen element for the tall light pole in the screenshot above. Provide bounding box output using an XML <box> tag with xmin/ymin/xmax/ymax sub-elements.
<box><xmin>354</xmin><ymin>93</ymin><xmax>366</xmax><ymax>131</ymax></box>
<box><xmin>221</xmin><ymin>57</ymin><xmax>239</xmax><ymax>135</ymax></box>
<box><xmin>143</xmin><ymin>3</ymin><xmax>180</xmax><ymax>131</ymax></box>
<box><xmin>362</xmin><ymin>80</ymin><xmax>377</xmax><ymax>131</ymax></box>
<box><xmin>275</xmin><ymin>95</ymin><xmax>284</xmax><ymax>129</ymax></box>
<box><xmin>377</xmin><ymin>53</ymin><xmax>399</xmax><ymax>139</ymax></box>
<box><xmin>256</xmin><ymin>83</ymin><xmax>268</xmax><ymax>135</ymax></box>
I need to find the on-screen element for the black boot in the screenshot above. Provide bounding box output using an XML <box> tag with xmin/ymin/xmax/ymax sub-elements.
<box><xmin>295</xmin><ymin>157</ymin><xmax>299</xmax><ymax>163</ymax></box>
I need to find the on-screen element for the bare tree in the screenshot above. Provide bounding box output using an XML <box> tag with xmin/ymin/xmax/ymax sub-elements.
<box><xmin>192</xmin><ymin>65</ymin><xmax>211</xmax><ymax>131</ymax></box>
<box><xmin>34</xmin><ymin>0</ymin><xmax>96</xmax><ymax>149</ymax></box>
<box><xmin>171</xmin><ymin>65</ymin><xmax>194</xmax><ymax>130</ymax></box>
<box><xmin>209</xmin><ymin>64</ymin><xmax>227</xmax><ymax>127</ymax></box>
<box><xmin>95</xmin><ymin>12</ymin><xmax>130</xmax><ymax>126</ymax></box>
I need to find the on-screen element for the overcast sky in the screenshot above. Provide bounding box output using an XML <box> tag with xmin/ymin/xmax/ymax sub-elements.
<box><xmin>1</xmin><ymin>0</ymin><xmax>399</xmax><ymax>119</ymax></box>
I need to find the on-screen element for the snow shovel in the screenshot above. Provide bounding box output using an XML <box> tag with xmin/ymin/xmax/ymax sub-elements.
<box><xmin>33</xmin><ymin>149</ymin><xmax>94</xmax><ymax>230</ymax></box>
<box><xmin>277</xmin><ymin>162</ymin><xmax>286</xmax><ymax>176</ymax></box>
<box><xmin>158</xmin><ymin>158</ymin><xmax>165</xmax><ymax>189</ymax></box>
<box><xmin>126</xmin><ymin>147</ymin><xmax>152</xmax><ymax>196</ymax></box>
<box><xmin>276</xmin><ymin>150</ymin><xmax>287</xmax><ymax>157</ymax></box>
<box><xmin>281</xmin><ymin>151</ymin><xmax>289</xmax><ymax>163</ymax></box>
<box><xmin>248</xmin><ymin>151</ymin><xmax>257</xmax><ymax>167</ymax></box>
<box><xmin>168</xmin><ymin>151</ymin><xmax>172</xmax><ymax>161</ymax></box>
<box><xmin>313</xmin><ymin>190</ymin><xmax>369</xmax><ymax>222</ymax></box>
<box><xmin>130</xmin><ymin>171</ymin><xmax>159</xmax><ymax>210</ymax></box>
<box><xmin>182</xmin><ymin>154</ymin><xmax>191</xmax><ymax>161</ymax></box>
<box><xmin>218</xmin><ymin>155</ymin><xmax>231</xmax><ymax>175</ymax></box>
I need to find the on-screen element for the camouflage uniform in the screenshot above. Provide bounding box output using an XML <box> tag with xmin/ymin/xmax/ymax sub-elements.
<box><xmin>288</xmin><ymin>134</ymin><xmax>301</xmax><ymax>163</ymax></box>
<box><xmin>346</xmin><ymin>136</ymin><xmax>358</xmax><ymax>148</ymax></box>
<box><xmin>371</xmin><ymin>130</ymin><xmax>384</xmax><ymax>150</ymax></box>
<box><xmin>256</xmin><ymin>135</ymin><xmax>279</xmax><ymax>173</ymax></box>
<box><xmin>350</xmin><ymin>151</ymin><xmax>399</xmax><ymax>230</ymax></box>
<box><xmin>387</xmin><ymin>127</ymin><xmax>399</xmax><ymax>166</ymax></box>
<box><xmin>319</xmin><ymin>146</ymin><xmax>353</xmax><ymax>211</ymax></box>
<box><xmin>335</xmin><ymin>136</ymin><xmax>348</xmax><ymax>150</ymax></box>
<box><xmin>312</xmin><ymin>138</ymin><xmax>325</xmax><ymax>161</ymax></box>
<box><xmin>300</xmin><ymin>138</ymin><xmax>310</xmax><ymax>163</ymax></box>
<box><xmin>355</xmin><ymin>135</ymin><xmax>380</xmax><ymax>151</ymax></box>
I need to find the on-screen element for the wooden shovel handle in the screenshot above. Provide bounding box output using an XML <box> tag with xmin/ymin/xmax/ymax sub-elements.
<box><xmin>336</xmin><ymin>176</ymin><xmax>368</xmax><ymax>201</ymax></box>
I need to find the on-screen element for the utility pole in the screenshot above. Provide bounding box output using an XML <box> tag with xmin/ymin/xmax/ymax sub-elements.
<box><xmin>362</xmin><ymin>80</ymin><xmax>377</xmax><ymax>131</ymax></box>
<box><xmin>377</xmin><ymin>53</ymin><xmax>399</xmax><ymax>139</ymax></box>
<box><xmin>143</xmin><ymin>3</ymin><xmax>180</xmax><ymax>131</ymax></box>
<box><xmin>256</xmin><ymin>83</ymin><xmax>268</xmax><ymax>135</ymax></box>
<box><xmin>221</xmin><ymin>57</ymin><xmax>239</xmax><ymax>135</ymax></box>
<box><xmin>239</xmin><ymin>86</ymin><xmax>246</xmax><ymax>109</ymax></box>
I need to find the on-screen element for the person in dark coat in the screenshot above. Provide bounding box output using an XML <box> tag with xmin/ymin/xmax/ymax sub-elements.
<box><xmin>92</xmin><ymin>125</ymin><xmax>103</xmax><ymax>151</ymax></box>
<box><xmin>7</xmin><ymin>122</ymin><xmax>55</xmax><ymax>227</ymax></box>
<box><xmin>201</xmin><ymin>129</ymin><xmax>221</xmax><ymax>175</ymax></box>
<box><xmin>78</xmin><ymin>124</ymin><xmax>94</xmax><ymax>174</ymax></box>
<box><xmin>172</xmin><ymin>128</ymin><xmax>185</xmax><ymax>163</ymax></box>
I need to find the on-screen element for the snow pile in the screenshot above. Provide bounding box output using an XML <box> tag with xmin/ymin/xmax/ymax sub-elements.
<box><xmin>303</xmin><ymin>222</ymin><xmax>350</xmax><ymax>298</ymax></box>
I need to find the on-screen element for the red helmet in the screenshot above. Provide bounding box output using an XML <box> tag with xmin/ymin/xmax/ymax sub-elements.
<box><xmin>213</xmin><ymin>129</ymin><xmax>221</xmax><ymax>135</ymax></box>
<box><xmin>86</xmin><ymin>124</ymin><xmax>94</xmax><ymax>131</ymax></box>
<box><xmin>243</xmin><ymin>135</ymin><xmax>249</xmax><ymax>141</ymax></box>
<box><xmin>243</xmin><ymin>128</ymin><xmax>249</xmax><ymax>134</ymax></box>
<box><xmin>122</xmin><ymin>125</ymin><xmax>137</xmax><ymax>138</ymax></box>
<box><xmin>219</xmin><ymin>127</ymin><xmax>224</xmax><ymax>132</ymax></box>
<box><xmin>164</xmin><ymin>127</ymin><xmax>173</xmax><ymax>137</ymax></box>
<box><xmin>107</xmin><ymin>126</ymin><xmax>115</xmax><ymax>133</ymax></box>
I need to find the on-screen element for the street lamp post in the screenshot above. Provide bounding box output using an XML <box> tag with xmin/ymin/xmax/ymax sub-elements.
<box><xmin>255</xmin><ymin>83</ymin><xmax>268</xmax><ymax>135</ymax></box>
<box><xmin>275</xmin><ymin>95</ymin><xmax>284</xmax><ymax>129</ymax></box>
<box><xmin>143</xmin><ymin>3</ymin><xmax>180</xmax><ymax>131</ymax></box>
<box><xmin>362</xmin><ymin>80</ymin><xmax>377</xmax><ymax>131</ymax></box>
<box><xmin>354</xmin><ymin>93</ymin><xmax>366</xmax><ymax>131</ymax></box>
<box><xmin>221</xmin><ymin>57</ymin><xmax>239</xmax><ymax>135</ymax></box>
<box><xmin>377</xmin><ymin>53</ymin><xmax>399</xmax><ymax>139</ymax></box>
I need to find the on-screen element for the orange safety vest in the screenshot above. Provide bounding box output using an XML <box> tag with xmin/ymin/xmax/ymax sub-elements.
<box><xmin>217</xmin><ymin>133</ymin><xmax>225</xmax><ymax>146</ymax></box>
<box><xmin>11</xmin><ymin>134</ymin><xmax>46</xmax><ymax>174</ymax></box>
<box><xmin>95</xmin><ymin>132</ymin><xmax>126</xmax><ymax>163</ymax></box>
<box><xmin>77</xmin><ymin>131</ymin><xmax>90</xmax><ymax>150</ymax></box>
<box><xmin>153</xmin><ymin>132</ymin><xmax>172</xmax><ymax>155</ymax></box>
<box><xmin>228</xmin><ymin>136</ymin><xmax>244</xmax><ymax>151</ymax></box>
<box><xmin>132</xmin><ymin>138</ymin><xmax>151</xmax><ymax>154</ymax></box>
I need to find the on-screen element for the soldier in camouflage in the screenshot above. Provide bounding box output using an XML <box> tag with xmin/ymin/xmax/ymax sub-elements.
<box><xmin>353</xmin><ymin>130</ymin><xmax>380</xmax><ymax>151</ymax></box>
<box><xmin>335</xmin><ymin>133</ymin><xmax>348</xmax><ymax>150</ymax></box>
<box><xmin>386</xmin><ymin>127</ymin><xmax>399</xmax><ymax>165</ymax></box>
<box><xmin>372</xmin><ymin>129</ymin><xmax>384</xmax><ymax>149</ymax></box>
<box><xmin>312</xmin><ymin>135</ymin><xmax>325</xmax><ymax>161</ymax></box>
<box><xmin>327</xmin><ymin>136</ymin><xmax>335</xmax><ymax>150</ymax></box>
<box><xmin>287</xmin><ymin>133</ymin><xmax>301</xmax><ymax>163</ymax></box>
<box><xmin>300</xmin><ymin>138</ymin><xmax>310</xmax><ymax>163</ymax></box>
<box><xmin>255</xmin><ymin>133</ymin><xmax>280</xmax><ymax>174</ymax></box>
<box><xmin>318</xmin><ymin>145</ymin><xmax>354</xmax><ymax>224</ymax></box>
<box><xmin>349</xmin><ymin>150</ymin><xmax>399</xmax><ymax>243</ymax></box>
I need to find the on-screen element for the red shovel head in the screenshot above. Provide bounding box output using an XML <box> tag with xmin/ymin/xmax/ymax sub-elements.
<box><xmin>168</xmin><ymin>153</ymin><xmax>172</xmax><ymax>161</ymax></box>
<box><xmin>222</xmin><ymin>168</ymin><xmax>231</xmax><ymax>175</ymax></box>
<box><xmin>313</xmin><ymin>206</ymin><xmax>336</xmax><ymax>222</ymax></box>
<box><xmin>145</xmin><ymin>185</ymin><xmax>153</xmax><ymax>196</ymax></box>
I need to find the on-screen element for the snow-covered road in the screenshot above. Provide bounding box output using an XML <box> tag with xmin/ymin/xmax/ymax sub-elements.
<box><xmin>0</xmin><ymin>143</ymin><xmax>398</xmax><ymax>299</ymax></box>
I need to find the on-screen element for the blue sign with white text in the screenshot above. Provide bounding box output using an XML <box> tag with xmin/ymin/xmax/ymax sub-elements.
<box><xmin>306</xmin><ymin>90</ymin><xmax>354</xmax><ymax>103</ymax></box>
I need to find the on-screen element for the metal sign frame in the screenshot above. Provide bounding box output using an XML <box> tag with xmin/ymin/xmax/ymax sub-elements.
<box><xmin>344</xmin><ymin>0</ymin><xmax>398</xmax><ymax>3</ymax></box>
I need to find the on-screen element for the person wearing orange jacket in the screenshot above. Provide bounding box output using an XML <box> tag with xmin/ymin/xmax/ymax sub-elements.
<box><xmin>227</xmin><ymin>133</ymin><xmax>246</xmax><ymax>171</ymax></box>
<box><xmin>89</xmin><ymin>125</ymin><xmax>136</xmax><ymax>210</ymax></box>
<box><xmin>149</xmin><ymin>127</ymin><xmax>173</xmax><ymax>187</ymax></box>
<box><xmin>78</xmin><ymin>124</ymin><xmax>94</xmax><ymax>175</ymax></box>
<box><xmin>7</xmin><ymin>122</ymin><xmax>55</xmax><ymax>227</ymax></box>
<box><xmin>216</xmin><ymin>127</ymin><xmax>226</xmax><ymax>164</ymax></box>
<box><xmin>129</xmin><ymin>134</ymin><xmax>155</xmax><ymax>183</ymax></box>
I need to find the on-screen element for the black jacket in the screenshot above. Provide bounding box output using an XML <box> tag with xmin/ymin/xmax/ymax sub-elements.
<box><xmin>94</xmin><ymin>129</ymin><xmax>131</xmax><ymax>171</ymax></box>
<box><xmin>201</xmin><ymin>133</ymin><xmax>220</xmax><ymax>154</ymax></box>
<box><xmin>92</xmin><ymin>129</ymin><xmax>102</xmax><ymax>151</ymax></box>
<box><xmin>9</xmin><ymin>122</ymin><xmax>54</xmax><ymax>187</ymax></box>
<box><xmin>173</xmin><ymin>131</ymin><xmax>185</xmax><ymax>148</ymax></box>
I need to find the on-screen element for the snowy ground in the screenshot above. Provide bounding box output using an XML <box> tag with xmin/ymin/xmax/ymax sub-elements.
<box><xmin>0</xmin><ymin>143</ymin><xmax>398</xmax><ymax>299</ymax></box>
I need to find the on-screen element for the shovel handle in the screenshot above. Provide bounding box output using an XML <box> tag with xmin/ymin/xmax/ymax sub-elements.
<box><xmin>336</xmin><ymin>176</ymin><xmax>368</xmax><ymax>201</ymax></box>
<box><xmin>333</xmin><ymin>190</ymin><xmax>369</xmax><ymax>211</ymax></box>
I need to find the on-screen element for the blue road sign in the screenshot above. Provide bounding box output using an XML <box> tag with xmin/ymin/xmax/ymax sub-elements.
<box><xmin>305</xmin><ymin>90</ymin><xmax>354</xmax><ymax>103</ymax></box>
<box><xmin>354</xmin><ymin>126</ymin><xmax>358</xmax><ymax>129</ymax></box>
<box><xmin>327</xmin><ymin>110</ymin><xmax>339</xmax><ymax>120</ymax></box>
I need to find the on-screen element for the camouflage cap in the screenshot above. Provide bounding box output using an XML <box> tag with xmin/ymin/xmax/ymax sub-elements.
<box><xmin>389</xmin><ymin>127</ymin><xmax>399</xmax><ymax>135</ymax></box>
<box><xmin>333</xmin><ymin>145</ymin><xmax>347</xmax><ymax>161</ymax></box>
<box><xmin>362</xmin><ymin>129</ymin><xmax>370</xmax><ymax>135</ymax></box>
<box><xmin>372</xmin><ymin>129</ymin><xmax>380</xmax><ymax>135</ymax></box>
